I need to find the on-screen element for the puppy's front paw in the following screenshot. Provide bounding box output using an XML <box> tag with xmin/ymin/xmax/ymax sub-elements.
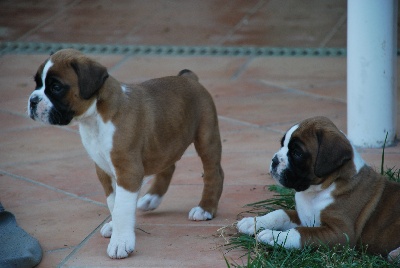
<box><xmin>256</xmin><ymin>229</ymin><xmax>276</xmax><ymax>246</ymax></box>
<box><xmin>107</xmin><ymin>233</ymin><xmax>135</xmax><ymax>259</ymax></box>
<box><xmin>257</xmin><ymin>229</ymin><xmax>301</xmax><ymax>249</ymax></box>
<box><xmin>237</xmin><ymin>217</ymin><xmax>258</xmax><ymax>235</ymax></box>
<box><xmin>388</xmin><ymin>247</ymin><xmax>400</xmax><ymax>263</ymax></box>
<box><xmin>137</xmin><ymin>193</ymin><xmax>162</xmax><ymax>211</ymax></box>
<box><xmin>100</xmin><ymin>221</ymin><xmax>113</xmax><ymax>238</ymax></box>
<box><xmin>188</xmin><ymin>206</ymin><xmax>213</xmax><ymax>221</ymax></box>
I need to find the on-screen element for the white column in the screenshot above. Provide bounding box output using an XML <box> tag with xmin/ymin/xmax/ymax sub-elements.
<box><xmin>347</xmin><ymin>0</ymin><xmax>398</xmax><ymax>148</ymax></box>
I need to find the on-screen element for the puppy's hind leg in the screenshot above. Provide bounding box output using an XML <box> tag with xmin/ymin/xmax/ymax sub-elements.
<box><xmin>190</xmin><ymin>122</ymin><xmax>224</xmax><ymax>221</ymax></box>
<box><xmin>137</xmin><ymin>164</ymin><xmax>175</xmax><ymax>211</ymax></box>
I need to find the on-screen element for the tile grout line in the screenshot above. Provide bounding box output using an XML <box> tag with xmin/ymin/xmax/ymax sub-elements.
<box><xmin>319</xmin><ymin>12</ymin><xmax>347</xmax><ymax>48</ymax></box>
<box><xmin>107</xmin><ymin>54</ymin><xmax>134</xmax><ymax>74</ymax></box>
<box><xmin>15</xmin><ymin>0</ymin><xmax>81</xmax><ymax>42</ymax></box>
<box><xmin>0</xmin><ymin>150</ymin><xmax>87</xmax><ymax>168</ymax></box>
<box><xmin>57</xmin><ymin>220</ymin><xmax>229</xmax><ymax>267</ymax></box>
<box><xmin>218</xmin><ymin>0</ymin><xmax>267</xmax><ymax>46</ymax></box>
<box><xmin>0</xmin><ymin>108</ymin><xmax>80</xmax><ymax>134</ymax></box>
<box><xmin>0</xmin><ymin>124</ymin><xmax>44</xmax><ymax>134</ymax></box>
<box><xmin>137</xmin><ymin>223</ymin><xmax>230</xmax><ymax>228</ymax></box>
<box><xmin>217</xmin><ymin>115</ymin><xmax>287</xmax><ymax>135</ymax></box>
<box><xmin>0</xmin><ymin>169</ymin><xmax>107</xmax><ymax>208</ymax></box>
<box><xmin>0</xmin><ymin>41</ymin><xmax>350</xmax><ymax>57</ymax></box>
<box><xmin>0</xmin><ymin>108</ymin><xmax>29</xmax><ymax>118</ymax></box>
<box><xmin>230</xmin><ymin>56</ymin><xmax>255</xmax><ymax>80</ymax></box>
<box><xmin>46</xmin><ymin>245</ymin><xmax>76</xmax><ymax>254</ymax></box>
<box><xmin>217</xmin><ymin>115</ymin><xmax>260</xmax><ymax>129</ymax></box>
<box><xmin>57</xmin><ymin>215</ymin><xmax>111</xmax><ymax>268</ymax></box>
<box><xmin>259</xmin><ymin>79</ymin><xmax>347</xmax><ymax>104</ymax></box>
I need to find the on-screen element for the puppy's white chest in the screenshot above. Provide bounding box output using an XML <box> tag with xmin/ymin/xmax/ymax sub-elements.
<box><xmin>79</xmin><ymin>117</ymin><xmax>116</xmax><ymax>177</ymax></box>
<box><xmin>295</xmin><ymin>183</ymin><xmax>336</xmax><ymax>227</ymax></box>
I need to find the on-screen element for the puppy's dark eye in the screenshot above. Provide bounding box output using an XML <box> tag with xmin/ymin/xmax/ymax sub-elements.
<box><xmin>291</xmin><ymin>149</ymin><xmax>303</xmax><ymax>158</ymax></box>
<box><xmin>50</xmin><ymin>83</ymin><xmax>63</xmax><ymax>94</ymax></box>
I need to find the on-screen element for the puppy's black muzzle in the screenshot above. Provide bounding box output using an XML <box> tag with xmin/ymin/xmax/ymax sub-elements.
<box><xmin>29</xmin><ymin>96</ymin><xmax>40</xmax><ymax>119</ymax></box>
<box><xmin>271</xmin><ymin>155</ymin><xmax>279</xmax><ymax>170</ymax></box>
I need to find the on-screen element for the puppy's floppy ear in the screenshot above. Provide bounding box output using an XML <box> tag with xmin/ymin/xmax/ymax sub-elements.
<box><xmin>314</xmin><ymin>129</ymin><xmax>353</xmax><ymax>177</ymax></box>
<box><xmin>71</xmin><ymin>59</ymin><xmax>109</xmax><ymax>100</ymax></box>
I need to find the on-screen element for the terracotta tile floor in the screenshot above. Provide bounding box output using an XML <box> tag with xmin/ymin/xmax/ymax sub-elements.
<box><xmin>1</xmin><ymin>1</ymin><xmax>399</xmax><ymax>267</ymax></box>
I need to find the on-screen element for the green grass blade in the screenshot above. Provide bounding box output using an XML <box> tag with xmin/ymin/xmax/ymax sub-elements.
<box><xmin>381</xmin><ymin>132</ymin><xmax>389</xmax><ymax>175</ymax></box>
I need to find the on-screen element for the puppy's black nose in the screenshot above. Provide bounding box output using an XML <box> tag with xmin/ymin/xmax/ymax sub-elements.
<box><xmin>271</xmin><ymin>155</ymin><xmax>279</xmax><ymax>168</ymax></box>
<box><xmin>30</xmin><ymin>96</ymin><xmax>40</xmax><ymax>105</ymax></box>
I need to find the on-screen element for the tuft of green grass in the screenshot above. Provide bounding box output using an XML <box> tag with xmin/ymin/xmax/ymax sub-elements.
<box><xmin>380</xmin><ymin>132</ymin><xmax>389</xmax><ymax>175</ymax></box>
<box><xmin>224</xmin><ymin>144</ymin><xmax>400</xmax><ymax>267</ymax></box>
<box><xmin>384</xmin><ymin>167</ymin><xmax>400</xmax><ymax>183</ymax></box>
<box><xmin>226</xmin><ymin>236</ymin><xmax>396</xmax><ymax>268</ymax></box>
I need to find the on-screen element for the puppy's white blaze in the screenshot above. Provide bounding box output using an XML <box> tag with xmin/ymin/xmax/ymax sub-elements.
<box><xmin>295</xmin><ymin>183</ymin><xmax>336</xmax><ymax>227</ymax></box>
<box><xmin>33</xmin><ymin>59</ymin><xmax>53</xmax><ymax>97</ymax></box>
<box><xmin>283</xmin><ymin>124</ymin><xmax>299</xmax><ymax>147</ymax></box>
<box><xmin>107</xmin><ymin>184</ymin><xmax>137</xmax><ymax>258</ymax></box>
<box><xmin>41</xmin><ymin>59</ymin><xmax>53</xmax><ymax>88</ymax></box>
<box><xmin>274</xmin><ymin>124</ymin><xmax>299</xmax><ymax>174</ymax></box>
<box><xmin>351</xmin><ymin>143</ymin><xmax>366</xmax><ymax>173</ymax></box>
<box><xmin>28</xmin><ymin>59</ymin><xmax>54</xmax><ymax>122</ymax></box>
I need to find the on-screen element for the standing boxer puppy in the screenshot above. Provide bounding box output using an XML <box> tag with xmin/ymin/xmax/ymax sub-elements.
<box><xmin>28</xmin><ymin>49</ymin><xmax>224</xmax><ymax>259</ymax></box>
<box><xmin>238</xmin><ymin>116</ymin><xmax>400</xmax><ymax>261</ymax></box>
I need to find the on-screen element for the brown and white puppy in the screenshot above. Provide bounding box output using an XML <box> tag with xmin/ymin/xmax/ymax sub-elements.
<box><xmin>28</xmin><ymin>49</ymin><xmax>224</xmax><ymax>259</ymax></box>
<box><xmin>238</xmin><ymin>116</ymin><xmax>400</xmax><ymax>261</ymax></box>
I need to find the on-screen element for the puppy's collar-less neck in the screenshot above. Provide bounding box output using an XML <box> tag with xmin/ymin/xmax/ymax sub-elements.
<box><xmin>75</xmin><ymin>100</ymin><xmax>97</xmax><ymax>122</ymax></box>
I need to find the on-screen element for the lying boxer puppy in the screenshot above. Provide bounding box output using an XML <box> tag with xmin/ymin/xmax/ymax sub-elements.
<box><xmin>28</xmin><ymin>49</ymin><xmax>224</xmax><ymax>259</ymax></box>
<box><xmin>237</xmin><ymin>116</ymin><xmax>400</xmax><ymax>261</ymax></box>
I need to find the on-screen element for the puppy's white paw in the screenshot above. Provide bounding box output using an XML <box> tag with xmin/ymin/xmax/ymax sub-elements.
<box><xmin>388</xmin><ymin>247</ymin><xmax>400</xmax><ymax>263</ymax></box>
<box><xmin>256</xmin><ymin>229</ymin><xmax>276</xmax><ymax>246</ymax></box>
<box><xmin>137</xmin><ymin>193</ymin><xmax>162</xmax><ymax>211</ymax></box>
<box><xmin>101</xmin><ymin>221</ymin><xmax>113</xmax><ymax>238</ymax></box>
<box><xmin>188</xmin><ymin>206</ymin><xmax>213</xmax><ymax>221</ymax></box>
<box><xmin>107</xmin><ymin>232</ymin><xmax>135</xmax><ymax>259</ymax></box>
<box><xmin>237</xmin><ymin>217</ymin><xmax>258</xmax><ymax>235</ymax></box>
<box><xmin>257</xmin><ymin>229</ymin><xmax>301</xmax><ymax>249</ymax></box>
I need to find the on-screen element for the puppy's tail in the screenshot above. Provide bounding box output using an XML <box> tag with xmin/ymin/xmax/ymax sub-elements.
<box><xmin>178</xmin><ymin>69</ymin><xmax>199</xmax><ymax>81</ymax></box>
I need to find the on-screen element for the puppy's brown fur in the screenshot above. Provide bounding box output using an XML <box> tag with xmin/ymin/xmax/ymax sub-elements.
<box><xmin>286</xmin><ymin>117</ymin><xmax>400</xmax><ymax>256</ymax></box>
<box><xmin>29</xmin><ymin>49</ymin><xmax>224</xmax><ymax>258</ymax></box>
<box><xmin>47</xmin><ymin>50</ymin><xmax>224</xmax><ymax>215</ymax></box>
<box><xmin>238</xmin><ymin>116</ymin><xmax>400</xmax><ymax>262</ymax></box>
